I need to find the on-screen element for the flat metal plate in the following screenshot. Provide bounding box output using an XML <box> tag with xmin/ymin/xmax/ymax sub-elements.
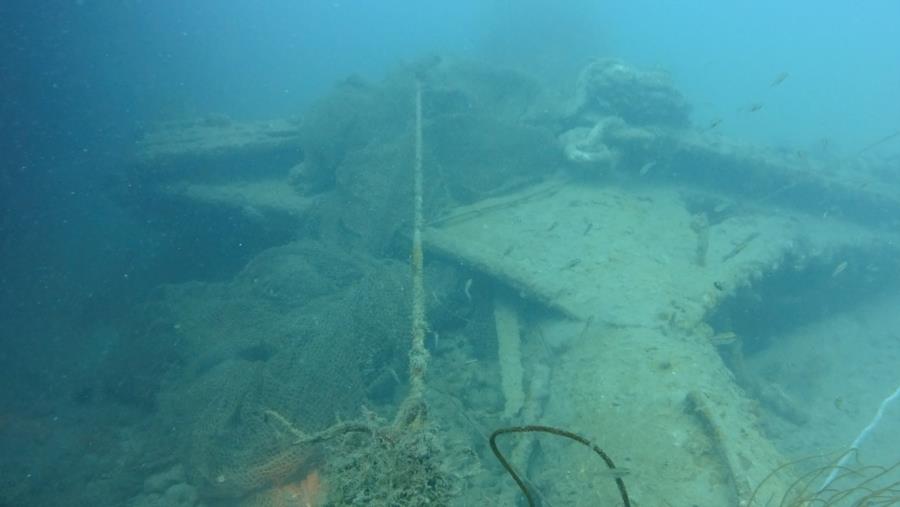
<box><xmin>427</xmin><ymin>180</ymin><xmax>880</xmax><ymax>328</ymax></box>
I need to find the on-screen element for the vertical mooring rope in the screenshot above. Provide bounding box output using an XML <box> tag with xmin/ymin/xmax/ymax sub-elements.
<box><xmin>396</xmin><ymin>79</ymin><xmax>429</xmax><ymax>428</ymax></box>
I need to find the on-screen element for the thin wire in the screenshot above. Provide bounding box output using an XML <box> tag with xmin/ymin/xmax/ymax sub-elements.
<box><xmin>490</xmin><ymin>425</ymin><xmax>631</xmax><ymax>506</ymax></box>
<box><xmin>820</xmin><ymin>383</ymin><xmax>900</xmax><ymax>490</ymax></box>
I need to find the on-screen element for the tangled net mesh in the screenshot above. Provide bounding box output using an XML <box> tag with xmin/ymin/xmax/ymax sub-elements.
<box><xmin>152</xmin><ymin>240</ymin><xmax>453</xmax><ymax>505</ymax></box>
<box><xmin>154</xmin><ymin>81</ymin><xmax>453</xmax><ymax>506</ymax></box>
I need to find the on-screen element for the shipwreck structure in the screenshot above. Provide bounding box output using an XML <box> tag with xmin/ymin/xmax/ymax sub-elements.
<box><xmin>117</xmin><ymin>57</ymin><xmax>900</xmax><ymax>506</ymax></box>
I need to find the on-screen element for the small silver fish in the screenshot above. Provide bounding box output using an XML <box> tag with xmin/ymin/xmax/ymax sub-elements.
<box><xmin>713</xmin><ymin>201</ymin><xmax>733</xmax><ymax>214</ymax></box>
<box><xmin>598</xmin><ymin>467</ymin><xmax>632</xmax><ymax>479</ymax></box>
<box><xmin>564</xmin><ymin>258</ymin><xmax>582</xmax><ymax>269</ymax></box>
<box><xmin>770</xmin><ymin>72</ymin><xmax>790</xmax><ymax>87</ymax></box>
<box><xmin>709</xmin><ymin>332</ymin><xmax>738</xmax><ymax>346</ymax></box>
<box><xmin>831</xmin><ymin>261</ymin><xmax>848</xmax><ymax>277</ymax></box>
<box><xmin>639</xmin><ymin>161</ymin><xmax>657</xmax><ymax>176</ymax></box>
<box><xmin>704</xmin><ymin>118</ymin><xmax>723</xmax><ymax>132</ymax></box>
